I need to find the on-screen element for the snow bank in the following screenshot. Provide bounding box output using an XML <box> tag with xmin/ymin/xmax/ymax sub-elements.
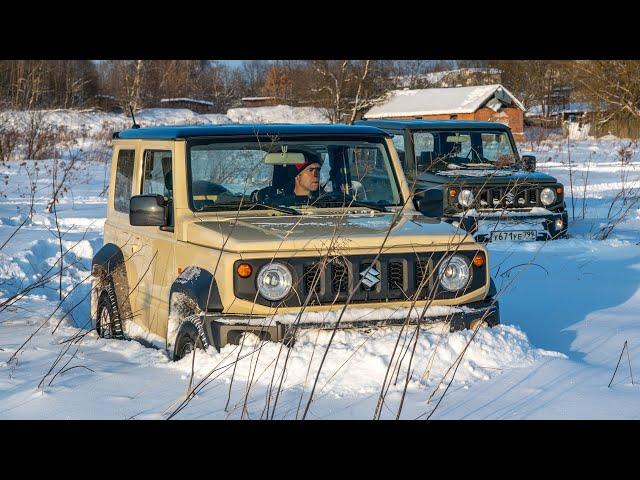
<box><xmin>226</xmin><ymin>105</ymin><xmax>330</xmax><ymax>124</ymax></box>
<box><xmin>164</xmin><ymin>324</ymin><xmax>560</xmax><ymax>411</ymax></box>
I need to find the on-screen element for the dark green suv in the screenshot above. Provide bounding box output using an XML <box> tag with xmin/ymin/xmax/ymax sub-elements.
<box><xmin>355</xmin><ymin>120</ymin><xmax>568</xmax><ymax>242</ymax></box>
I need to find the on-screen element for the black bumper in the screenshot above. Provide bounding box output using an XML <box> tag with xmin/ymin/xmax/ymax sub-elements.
<box><xmin>202</xmin><ymin>298</ymin><xmax>500</xmax><ymax>350</ymax></box>
<box><xmin>447</xmin><ymin>210</ymin><xmax>568</xmax><ymax>242</ymax></box>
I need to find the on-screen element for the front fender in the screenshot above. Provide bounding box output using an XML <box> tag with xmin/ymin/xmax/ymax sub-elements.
<box><xmin>166</xmin><ymin>266</ymin><xmax>223</xmax><ymax>354</ymax></box>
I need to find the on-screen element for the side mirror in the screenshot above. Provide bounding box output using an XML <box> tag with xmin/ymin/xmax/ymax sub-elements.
<box><xmin>522</xmin><ymin>155</ymin><xmax>536</xmax><ymax>172</ymax></box>
<box><xmin>130</xmin><ymin>194</ymin><xmax>168</xmax><ymax>227</ymax></box>
<box><xmin>413</xmin><ymin>188</ymin><xmax>444</xmax><ymax>218</ymax></box>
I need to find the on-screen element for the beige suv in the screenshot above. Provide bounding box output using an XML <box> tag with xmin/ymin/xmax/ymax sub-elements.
<box><xmin>90</xmin><ymin>124</ymin><xmax>500</xmax><ymax>360</ymax></box>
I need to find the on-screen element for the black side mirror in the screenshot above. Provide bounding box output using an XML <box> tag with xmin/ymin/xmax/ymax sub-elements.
<box><xmin>522</xmin><ymin>155</ymin><xmax>536</xmax><ymax>172</ymax></box>
<box><xmin>413</xmin><ymin>188</ymin><xmax>444</xmax><ymax>218</ymax></box>
<box><xmin>130</xmin><ymin>194</ymin><xmax>168</xmax><ymax>227</ymax></box>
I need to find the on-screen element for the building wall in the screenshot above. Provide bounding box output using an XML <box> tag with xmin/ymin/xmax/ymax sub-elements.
<box><xmin>375</xmin><ymin>107</ymin><xmax>525</xmax><ymax>142</ymax></box>
<box><xmin>241</xmin><ymin>98</ymin><xmax>280</xmax><ymax>107</ymax></box>
<box><xmin>473</xmin><ymin>107</ymin><xmax>524</xmax><ymax>141</ymax></box>
<box><xmin>158</xmin><ymin>101</ymin><xmax>215</xmax><ymax>114</ymax></box>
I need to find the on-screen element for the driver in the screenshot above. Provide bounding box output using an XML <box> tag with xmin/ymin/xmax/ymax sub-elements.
<box><xmin>251</xmin><ymin>153</ymin><xmax>324</xmax><ymax>205</ymax></box>
<box><xmin>292</xmin><ymin>156</ymin><xmax>322</xmax><ymax>198</ymax></box>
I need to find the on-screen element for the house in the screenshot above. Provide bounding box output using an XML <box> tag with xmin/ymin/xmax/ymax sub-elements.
<box><xmin>364</xmin><ymin>84</ymin><xmax>526</xmax><ymax>141</ymax></box>
<box><xmin>159</xmin><ymin>98</ymin><xmax>216</xmax><ymax>114</ymax></box>
<box><xmin>241</xmin><ymin>96</ymin><xmax>281</xmax><ymax>108</ymax></box>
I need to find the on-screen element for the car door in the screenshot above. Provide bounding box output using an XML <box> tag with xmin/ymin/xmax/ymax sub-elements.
<box><xmin>129</xmin><ymin>144</ymin><xmax>177</xmax><ymax>341</ymax></box>
<box><xmin>107</xmin><ymin>144</ymin><xmax>140</xmax><ymax>328</ymax></box>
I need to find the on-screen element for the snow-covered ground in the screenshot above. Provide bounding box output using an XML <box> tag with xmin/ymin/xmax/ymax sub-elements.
<box><xmin>1</xmin><ymin>111</ymin><xmax>640</xmax><ymax>419</ymax></box>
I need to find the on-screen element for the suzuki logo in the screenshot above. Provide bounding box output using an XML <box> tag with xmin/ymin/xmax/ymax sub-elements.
<box><xmin>505</xmin><ymin>192</ymin><xmax>515</xmax><ymax>204</ymax></box>
<box><xmin>360</xmin><ymin>266</ymin><xmax>381</xmax><ymax>288</ymax></box>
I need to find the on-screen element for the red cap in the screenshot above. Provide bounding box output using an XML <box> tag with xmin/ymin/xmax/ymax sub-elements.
<box><xmin>294</xmin><ymin>159</ymin><xmax>320</xmax><ymax>173</ymax></box>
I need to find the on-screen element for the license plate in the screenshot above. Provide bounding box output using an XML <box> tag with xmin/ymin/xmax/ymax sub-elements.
<box><xmin>489</xmin><ymin>230</ymin><xmax>537</xmax><ymax>242</ymax></box>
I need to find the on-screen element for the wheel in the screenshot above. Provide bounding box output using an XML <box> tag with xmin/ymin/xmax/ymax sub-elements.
<box><xmin>96</xmin><ymin>279</ymin><xmax>124</xmax><ymax>340</ymax></box>
<box><xmin>173</xmin><ymin>319</ymin><xmax>207</xmax><ymax>360</ymax></box>
<box><xmin>469</xmin><ymin>318</ymin><xmax>489</xmax><ymax>330</ymax></box>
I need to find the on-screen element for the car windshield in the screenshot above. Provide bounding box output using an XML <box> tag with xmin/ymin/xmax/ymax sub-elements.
<box><xmin>412</xmin><ymin>130</ymin><xmax>518</xmax><ymax>174</ymax></box>
<box><xmin>187</xmin><ymin>138</ymin><xmax>402</xmax><ymax>212</ymax></box>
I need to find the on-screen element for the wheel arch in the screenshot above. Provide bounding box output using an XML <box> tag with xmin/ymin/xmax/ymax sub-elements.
<box><xmin>91</xmin><ymin>243</ymin><xmax>132</xmax><ymax>331</ymax></box>
<box><xmin>167</xmin><ymin>266</ymin><xmax>223</xmax><ymax>356</ymax></box>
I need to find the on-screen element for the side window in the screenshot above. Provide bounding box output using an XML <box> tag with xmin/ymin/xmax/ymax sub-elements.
<box><xmin>141</xmin><ymin>150</ymin><xmax>172</xmax><ymax>198</ymax></box>
<box><xmin>141</xmin><ymin>150</ymin><xmax>173</xmax><ymax>227</ymax></box>
<box><xmin>114</xmin><ymin>149</ymin><xmax>135</xmax><ymax>213</ymax></box>
<box><xmin>391</xmin><ymin>134</ymin><xmax>406</xmax><ymax>170</ymax></box>
<box><xmin>392</xmin><ymin>134</ymin><xmax>405</xmax><ymax>151</ymax></box>
<box><xmin>413</xmin><ymin>132</ymin><xmax>436</xmax><ymax>172</ymax></box>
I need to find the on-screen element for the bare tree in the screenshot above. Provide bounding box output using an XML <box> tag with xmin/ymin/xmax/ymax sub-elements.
<box><xmin>304</xmin><ymin>60</ymin><xmax>391</xmax><ymax>123</ymax></box>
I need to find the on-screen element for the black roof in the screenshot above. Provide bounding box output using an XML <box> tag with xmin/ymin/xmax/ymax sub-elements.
<box><xmin>354</xmin><ymin>119</ymin><xmax>512</xmax><ymax>132</ymax></box>
<box><xmin>114</xmin><ymin>123</ymin><xmax>392</xmax><ymax>140</ymax></box>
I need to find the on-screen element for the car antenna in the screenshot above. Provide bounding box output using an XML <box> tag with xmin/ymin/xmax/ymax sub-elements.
<box><xmin>129</xmin><ymin>104</ymin><xmax>140</xmax><ymax>129</ymax></box>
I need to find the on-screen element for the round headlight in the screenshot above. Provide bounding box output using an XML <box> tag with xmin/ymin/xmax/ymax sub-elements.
<box><xmin>438</xmin><ymin>255</ymin><xmax>471</xmax><ymax>291</ymax></box>
<box><xmin>256</xmin><ymin>262</ymin><xmax>292</xmax><ymax>301</ymax></box>
<box><xmin>540</xmin><ymin>187</ymin><xmax>557</xmax><ymax>206</ymax></box>
<box><xmin>457</xmin><ymin>189</ymin><xmax>474</xmax><ymax>207</ymax></box>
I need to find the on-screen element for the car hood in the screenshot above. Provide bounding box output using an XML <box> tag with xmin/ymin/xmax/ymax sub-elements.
<box><xmin>427</xmin><ymin>169</ymin><xmax>558</xmax><ymax>185</ymax></box>
<box><xmin>184</xmin><ymin>211</ymin><xmax>473</xmax><ymax>253</ymax></box>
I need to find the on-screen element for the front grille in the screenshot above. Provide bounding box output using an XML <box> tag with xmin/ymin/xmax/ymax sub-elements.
<box><xmin>414</xmin><ymin>259</ymin><xmax>429</xmax><ymax>290</ymax></box>
<box><xmin>299</xmin><ymin>255</ymin><xmax>434</xmax><ymax>304</ymax></box>
<box><xmin>303</xmin><ymin>263</ymin><xmax>321</xmax><ymax>295</ymax></box>
<box><xmin>234</xmin><ymin>251</ymin><xmax>486</xmax><ymax>307</ymax></box>
<box><xmin>331</xmin><ymin>259</ymin><xmax>349</xmax><ymax>294</ymax></box>
<box><xmin>475</xmin><ymin>185</ymin><xmax>541</xmax><ymax>210</ymax></box>
<box><xmin>388</xmin><ymin>261</ymin><xmax>404</xmax><ymax>291</ymax></box>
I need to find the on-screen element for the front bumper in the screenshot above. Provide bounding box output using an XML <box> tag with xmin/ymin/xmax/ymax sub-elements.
<box><xmin>201</xmin><ymin>298</ymin><xmax>500</xmax><ymax>350</ymax></box>
<box><xmin>448</xmin><ymin>210</ymin><xmax>568</xmax><ymax>242</ymax></box>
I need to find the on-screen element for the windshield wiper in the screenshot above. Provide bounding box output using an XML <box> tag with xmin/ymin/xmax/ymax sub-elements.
<box><xmin>247</xmin><ymin>202</ymin><xmax>302</xmax><ymax>215</ymax></box>
<box><xmin>311</xmin><ymin>197</ymin><xmax>388</xmax><ymax>213</ymax></box>
<box><xmin>446</xmin><ymin>161</ymin><xmax>472</xmax><ymax>170</ymax></box>
<box><xmin>195</xmin><ymin>202</ymin><xmax>301</xmax><ymax>215</ymax></box>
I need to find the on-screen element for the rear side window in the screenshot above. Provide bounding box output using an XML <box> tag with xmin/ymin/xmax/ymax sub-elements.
<box><xmin>114</xmin><ymin>149</ymin><xmax>135</xmax><ymax>213</ymax></box>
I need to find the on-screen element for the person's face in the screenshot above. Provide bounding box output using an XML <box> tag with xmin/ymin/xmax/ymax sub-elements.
<box><xmin>295</xmin><ymin>163</ymin><xmax>321</xmax><ymax>195</ymax></box>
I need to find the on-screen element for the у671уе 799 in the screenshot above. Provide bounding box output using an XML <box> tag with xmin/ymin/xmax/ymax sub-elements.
<box><xmin>91</xmin><ymin>124</ymin><xmax>500</xmax><ymax>360</ymax></box>
<box><xmin>355</xmin><ymin>119</ymin><xmax>568</xmax><ymax>242</ymax></box>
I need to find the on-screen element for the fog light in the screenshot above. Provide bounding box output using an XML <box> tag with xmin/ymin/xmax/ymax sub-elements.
<box><xmin>555</xmin><ymin>218</ymin><xmax>564</xmax><ymax>230</ymax></box>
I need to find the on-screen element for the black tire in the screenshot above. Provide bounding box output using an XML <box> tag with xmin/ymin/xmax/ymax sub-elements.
<box><xmin>96</xmin><ymin>278</ymin><xmax>125</xmax><ymax>340</ymax></box>
<box><xmin>173</xmin><ymin>318</ymin><xmax>207</xmax><ymax>361</ymax></box>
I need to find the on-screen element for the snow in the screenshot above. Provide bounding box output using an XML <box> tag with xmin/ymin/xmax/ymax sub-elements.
<box><xmin>365</xmin><ymin>84</ymin><xmax>526</xmax><ymax>119</ymax></box>
<box><xmin>436</xmin><ymin>168</ymin><xmax>519</xmax><ymax>177</ymax></box>
<box><xmin>0</xmin><ymin>105</ymin><xmax>329</xmax><ymax>137</ymax></box>
<box><xmin>226</xmin><ymin>105</ymin><xmax>330</xmax><ymax>124</ymax></box>
<box><xmin>394</xmin><ymin>68</ymin><xmax>502</xmax><ymax>89</ymax></box>
<box><xmin>1</xmin><ymin>111</ymin><xmax>640</xmax><ymax>418</ymax></box>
